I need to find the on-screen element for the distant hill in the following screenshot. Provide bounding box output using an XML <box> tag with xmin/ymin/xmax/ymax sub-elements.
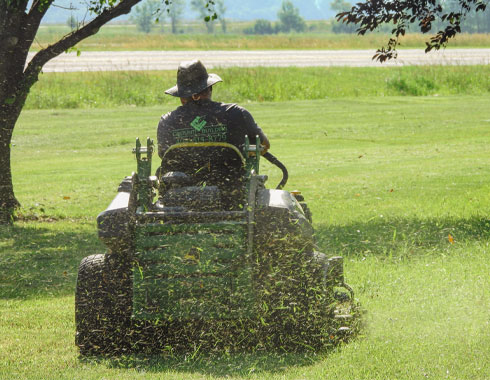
<box><xmin>41</xmin><ymin>0</ymin><xmax>336</xmax><ymax>24</ymax></box>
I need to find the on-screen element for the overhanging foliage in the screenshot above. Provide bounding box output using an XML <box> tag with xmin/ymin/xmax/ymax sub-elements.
<box><xmin>336</xmin><ymin>0</ymin><xmax>488</xmax><ymax>61</ymax></box>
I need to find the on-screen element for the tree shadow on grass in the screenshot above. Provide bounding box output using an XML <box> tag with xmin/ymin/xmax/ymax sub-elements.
<box><xmin>6</xmin><ymin>216</ymin><xmax>486</xmax><ymax>375</ymax></box>
<box><xmin>86</xmin><ymin>350</ymin><xmax>326</xmax><ymax>378</ymax></box>
<box><xmin>0</xmin><ymin>222</ymin><xmax>103</xmax><ymax>299</ymax></box>
<box><xmin>1</xmin><ymin>215</ymin><xmax>487</xmax><ymax>299</ymax></box>
<box><xmin>315</xmin><ymin>215</ymin><xmax>489</xmax><ymax>258</ymax></box>
<box><xmin>0</xmin><ymin>217</ymin><xmax>490</xmax><ymax>299</ymax></box>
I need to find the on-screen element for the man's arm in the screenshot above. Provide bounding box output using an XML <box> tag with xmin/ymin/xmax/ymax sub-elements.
<box><xmin>241</xmin><ymin>107</ymin><xmax>270</xmax><ymax>154</ymax></box>
<box><xmin>157</xmin><ymin>114</ymin><xmax>173</xmax><ymax>159</ymax></box>
<box><xmin>260</xmin><ymin>134</ymin><xmax>270</xmax><ymax>154</ymax></box>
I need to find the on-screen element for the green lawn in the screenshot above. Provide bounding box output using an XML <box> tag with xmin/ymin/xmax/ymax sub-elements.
<box><xmin>1</xmin><ymin>96</ymin><xmax>489</xmax><ymax>379</ymax></box>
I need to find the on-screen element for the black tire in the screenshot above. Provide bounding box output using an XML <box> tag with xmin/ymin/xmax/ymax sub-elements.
<box><xmin>75</xmin><ymin>254</ymin><xmax>132</xmax><ymax>355</ymax></box>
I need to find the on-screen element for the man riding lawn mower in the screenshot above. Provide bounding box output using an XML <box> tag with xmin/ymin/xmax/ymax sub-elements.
<box><xmin>75</xmin><ymin>61</ymin><xmax>358</xmax><ymax>355</ymax></box>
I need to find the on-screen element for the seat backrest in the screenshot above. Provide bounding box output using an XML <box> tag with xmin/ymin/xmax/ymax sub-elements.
<box><xmin>160</xmin><ymin>142</ymin><xmax>246</xmax><ymax>186</ymax></box>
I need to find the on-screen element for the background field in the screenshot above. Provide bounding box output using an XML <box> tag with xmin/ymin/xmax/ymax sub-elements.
<box><xmin>33</xmin><ymin>24</ymin><xmax>490</xmax><ymax>51</ymax></box>
<box><xmin>1</xmin><ymin>67</ymin><xmax>489</xmax><ymax>379</ymax></box>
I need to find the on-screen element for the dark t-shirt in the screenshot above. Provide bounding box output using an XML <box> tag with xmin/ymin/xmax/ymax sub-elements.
<box><xmin>157</xmin><ymin>100</ymin><xmax>266</xmax><ymax>158</ymax></box>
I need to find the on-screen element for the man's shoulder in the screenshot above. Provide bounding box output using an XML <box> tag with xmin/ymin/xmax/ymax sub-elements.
<box><xmin>159</xmin><ymin>106</ymin><xmax>185</xmax><ymax>122</ymax></box>
<box><xmin>212</xmin><ymin>101</ymin><xmax>250</xmax><ymax>116</ymax></box>
<box><xmin>217</xmin><ymin>101</ymin><xmax>243</xmax><ymax>110</ymax></box>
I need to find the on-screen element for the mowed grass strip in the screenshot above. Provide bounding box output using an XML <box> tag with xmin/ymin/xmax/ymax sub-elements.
<box><xmin>32</xmin><ymin>24</ymin><xmax>490</xmax><ymax>51</ymax></box>
<box><xmin>1</xmin><ymin>96</ymin><xmax>489</xmax><ymax>379</ymax></box>
<box><xmin>27</xmin><ymin>65</ymin><xmax>490</xmax><ymax>109</ymax></box>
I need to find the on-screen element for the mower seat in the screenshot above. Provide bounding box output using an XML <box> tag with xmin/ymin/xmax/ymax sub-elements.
<box><xmin>158</xmin><ymin>143</ymin><xmax>247</xmax><ymax>210</ymax></box>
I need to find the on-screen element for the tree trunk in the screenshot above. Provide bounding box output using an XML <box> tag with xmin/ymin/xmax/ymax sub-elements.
<box><xmin>0</xmin><ymin>2</ymin><xmax>37</xmax><ymax>223</ymax></box>
<box><xmin>0</xmin><ymin>62</ymin><xmax>37</xmax><ymax>223</ymax></box>
<box><xmin>0</xmin><ymin>102</ymin><xmax>22</xmax><ymax>223</ymax></box>
<box><xmin>172</xmin><ymin>17</ymin><xmax>177</xmax><ymax>34</ymax></box>
<box><xmin>0</xmin><ymin>0</ymin><xmax>141</xmax><ymax>224</ymax></box>
<box><xmin>206</xmin><ymin>20</ymin><xmax>214</xmax><ymax>34</ymax></box>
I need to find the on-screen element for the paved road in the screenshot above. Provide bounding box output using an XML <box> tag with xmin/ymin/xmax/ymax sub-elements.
<box><xmin>28</xmin><ymin>49</ymin><xmax>490</xmax><ymax>72</ymax></box>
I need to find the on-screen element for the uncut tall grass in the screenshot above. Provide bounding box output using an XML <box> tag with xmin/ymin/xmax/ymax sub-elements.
<box><xmin>27</xmin><ymin>65</ymin><xmax>490</xmax><ymax>109</ymax></box>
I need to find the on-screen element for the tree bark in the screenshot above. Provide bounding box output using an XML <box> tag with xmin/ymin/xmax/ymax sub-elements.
<box><xmin>0</xmin><ymin>63</ymin><xmax>37</xmax><ymax>223</ymax></box>
<box><xmin>0</xmin><ymin>0</ymin><xmax>142</xmax><ymax>224</ymax></box>
<box><xmin>0</xmin><ymin>60</ymin><xmax>40</xmax><ymax>223</ymax></box>
<box><xmin>0</xmin><ymin>1</ymin><xmax>41</xmax><ymax>223</ymax></box>
<box><xmin>0</xmin><ymin>105</ymin><xmax>21</xmax><ymax>224</ymax></box>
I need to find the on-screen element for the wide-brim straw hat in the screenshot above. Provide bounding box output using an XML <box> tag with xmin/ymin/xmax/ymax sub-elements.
<box><xmin>165</xmin><ymin>60</ymin><xmax>222</xmax><ymax>98</ymax></box>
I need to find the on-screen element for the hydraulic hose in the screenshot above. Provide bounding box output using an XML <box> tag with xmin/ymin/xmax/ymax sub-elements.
<box><xmin>263</xmin><ymin>152</ymin><xmax>288</xmax><ymax>189</ymax></box>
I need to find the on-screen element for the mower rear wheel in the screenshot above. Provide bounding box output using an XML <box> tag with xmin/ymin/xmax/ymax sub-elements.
<box><xmin>75</xmin><ymin>254</ymin><xmax>132</xmax><ymax>355</ymax></box>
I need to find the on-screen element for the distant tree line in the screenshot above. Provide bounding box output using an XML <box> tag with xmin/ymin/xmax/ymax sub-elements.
<box><xmin>130</xmin><ymin>0</ymin><xmax>308</xmax><ymax>35</ymax></box>
<box><xmin>127</xmin><ymin>0</ymin><xmax>489</xmax><ymax>35</ymax></box>
<box><xmin>130</xmin><ymin>0</ymin><xmax>226</xmax><ymax>34</ymax></box>
<box><xmin>244</xmin><ymin>1</ymin><xmax>306</xmax><ymax>34</ymax></box>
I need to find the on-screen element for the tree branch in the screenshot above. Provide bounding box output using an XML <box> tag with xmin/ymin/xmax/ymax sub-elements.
<box><xmin>25</xmin><ymin>0</ymin><xmax>141</xmax><ymax>79</ymax></box>
<box><xmin>50</xmin><ymin>3</ymin><xmax>79</xmax><ymax>11</ymax></box>
<box><xmin>29</xmin><ymin>0</ymin><xmax>54</xmax><ymax>18</ymax></box>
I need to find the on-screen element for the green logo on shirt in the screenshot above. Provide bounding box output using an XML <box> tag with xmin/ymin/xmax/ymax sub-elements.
<box><xmin>190</xmin><ymin>116</ymin><xmax>207</xmax><ymax>132</ymax></box>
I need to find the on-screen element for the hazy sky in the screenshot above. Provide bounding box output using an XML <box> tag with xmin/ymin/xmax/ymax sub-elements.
<box><xmin>40</xmin><ymin>0</ymin><xmax>337</xmax><ymax>24</ymax></box>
